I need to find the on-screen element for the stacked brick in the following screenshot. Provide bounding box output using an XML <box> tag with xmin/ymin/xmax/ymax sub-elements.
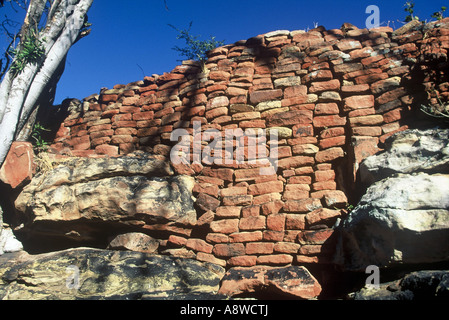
<box><xmin>50</xmin><ymin>19</ymin><xmax>449</xmax><ymax>268</ymax></box>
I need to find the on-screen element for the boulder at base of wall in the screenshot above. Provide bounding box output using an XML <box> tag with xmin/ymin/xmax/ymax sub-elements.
<box><xmin>349</xmin><ymin>270</ymin><xmax>449</xmax><ymax>300</ymax></box>
<box><xmin>13</xmin><ymin>154</ymin><xmax>196</xmax><ymax>251</ymax></box>
<box><xmin>219</xmin><ymin>265</ymin><xmax>322</xmax><ymax>299</ymax></box>
<box><xmin>334</xmin><ymin>129</ymin><xmax>449</xmax><ymax>272</ymax></box>
<box><xmin>0</xmin><ymin>247</ymin><xmax>226</xmax><ymax>300</ymax></box>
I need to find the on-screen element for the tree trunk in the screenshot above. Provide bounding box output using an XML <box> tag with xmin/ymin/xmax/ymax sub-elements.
<box><xmin>0</xmin><ymin>0</ymin><xmax>93</xmax><ymax>167</ymax></box>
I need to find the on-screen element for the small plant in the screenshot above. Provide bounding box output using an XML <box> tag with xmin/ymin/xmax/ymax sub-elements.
<box><xmin>9</xmin><ymin>30</ymin><xmax>45</xmax><ymax>77</ymax></box>
<box><xmin>431</xmin><ymin>6</ymin><xmax>447</xmax><ymax>21</ymax></box>
<box><xmin>169</xmin><ymin>22</ymin><xmax>225</xmax><ymax>70</ymax></box>
<box><xmin>30</xmin><ymin>122</ymin><xmax>50</xmax><ymax>152</ymax></box>
<box><xmin>404</xmin><ymin>1</ymin><xmax>420</xmax><ymax>22</ymax></box>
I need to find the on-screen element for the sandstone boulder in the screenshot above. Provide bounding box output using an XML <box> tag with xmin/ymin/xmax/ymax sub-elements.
<box><xmin>13</xmin><ymin>154</ymin><xmax>196</xmax><ymax>250</ymax></box>
<box><xmin>359</xmin><ymin>129</ymin><xmax>449</xmax><ymax>185</ymax></box>
<box><xmin>107</xmin><ymin>232</ymin><xmax>160</xmax><ymax>253</ymax></box>
<box><xmin>219</xmin><ymin>265</ymin><xmax>322</xmax><ymax>299</ymax></box>
<box><xmin>334</xmin><ymin>129</ymin><xmax>449</xmax><ymax>272</ymax></box>
<box><xmin>0</xmin><ymin>248</ymin><xmax>225</xmax><ymax>300</ymax></box>
<box><xmin>350</xmin><ymin>270</ymin><xmax>449</xmax><ymax>300</ymax></box>
<box><xmin>334</xmin><ymin>173</ymin><xmax>449</xmax><ymax>271</ymax></box>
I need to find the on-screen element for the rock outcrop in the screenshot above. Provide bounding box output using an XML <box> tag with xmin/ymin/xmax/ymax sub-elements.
<box><xmin>0</xmin><ymin>248</ymin><xmax>225</xmax><ymax>300</ymax></box>
<box><xmin>350</xmin><ymin>270</ymin><xmax>449</xmax><ymax>300</ymax></box>
<box><xmin>334</xmin><ymin>129</ymin><xmax>449</xmax><ymax>271</ymax></box>
<box><xmin>219</xmin><ymin>265</ymin><xmax>322</xmax><ymax>299</ymax></box>
<box><xmin>14</xmin><ymin>154</ymin><xmax>196</xmax><ymax>251</ymax></box>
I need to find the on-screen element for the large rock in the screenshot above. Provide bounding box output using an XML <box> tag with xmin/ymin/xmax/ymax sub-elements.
<box><xmin>359</xmin><ymin>129</ymin><xmax>449</xmax><ymax>185</ymax></box>
<box><xmin>350</xmin><ymin>270</ymin><xmax>449</xmax><ymax>300</ymax></box>
<box><xmin>0</xmin><ymin>248</ymin><xmax>225</xmax><ymax>300</ymax></box>
<box><xmin>334</xmin><ymin>129</ymin><xmax>449</xmax><ymax>272</ymax></box>
<box><xmin>334</xmin><ymin>173</ymin><xmax>449</xmax><ymax>271</ymax></box>
<box><xmin>13</xmin><ymin>154</ymin><xmax>197</xmax><ymax>250</ymax></box>
<box><xmin>0</xmin><ymin>142</ymin><xmax>34</xmax><ymax>189</ymax></box>
<box><xmin>219</xmin><ymin>265</ymin><xmax>322</xmax><ymax>299</ymax></box>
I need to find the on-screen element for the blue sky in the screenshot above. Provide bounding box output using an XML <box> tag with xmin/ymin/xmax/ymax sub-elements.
<box><xmin>2</xmin><ymin>0</ymin><xmax>448</xmax><ymax>104</ymax></box>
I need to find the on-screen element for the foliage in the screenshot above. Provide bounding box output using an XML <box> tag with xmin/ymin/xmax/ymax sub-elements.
<box><xmin>30</xmin><ymin>122</ymin><xmax>50</xmax><ymax>152</ymax></box>
<box><xmin>404</xmin><ymin>1</ymin><xmax>420</xmax><ymax>22</ymax></box>
<box><xmin>404</xmin><ymin>1</ymin><xmax>447</xmax><ymax>22</ymax></box>
<box><xmin>9</xmin><ymin>30</ymin><xmax>45</xmax><ymax>77</ymax></box>
<box><xmin>431</xmin><ymin>6</ymin><xmax>447</xmax><ymax>21</ymax></box>
<box><xmin>169</xmin><ymin>22</ymin><xmax>225</xmax><ymax>65</ymax></box>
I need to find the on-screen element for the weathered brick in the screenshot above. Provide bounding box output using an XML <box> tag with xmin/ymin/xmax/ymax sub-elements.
<box><xmin>210</xmin><ymin>219</ymin><xmax>240</xmax><ymax>234</ymax></box>
<box><xmin>313</xmin><ymin>115</ymin><xmax>346</xmax><ymax>128</ymax></box>
<box><xmin>343</xmin><ymin>95</ymin><xmax>375</xmax><ymax>112</ymax></box>
<box><xmin>248</xmin><ymin>180</ymin><xmax>284</xmax><ymax>196</ymax></box>
<box><xmin>318</xmin><ymin>136</ymin><xmax>346</xmax><ymax>149</ymax></box>
<box><xmin>186</xmin><ymin>238</ymin><xmax>213</xmax><ymax>254</ymax></box>
<box><xmin>306</xmin><ymin>208</ymin><xmax>342</xmax><ymax>226</ymax></box>
<box><xmin>222</xmin><ymin>195</ymin><xmax>253</xmax><ymax>206</ymax></box>
<box><xmin>229</xmin><ymin>231</ymin><xmax>263</xmax><ymax>243</ymax></box>
<box><xmin>266</xmin><ymin>213</ymin><xmax>286</xmax><ymax>231</ymax></box>
<box><xmin>227</xmin><ymin>255</ymin><xmax>257</xmax><ymax>267</ymax></box>
<box><xmin>239</xmin><ymin>216</ymin><xmax>266</xmax><ymax>230</ymax></box>
<box><xmin>267</xmin><ymin>110</ymin><xmax>313</xmax><ymax>127</ymax></box>
<box><xmin>216</xmin><ymin>206</ymin><xmax>241</xmax><ymax>218</ymax></box>
<box><xmin>285</xmin><ymin>214</ymin><xmax>306</xmax><ymax>229</ymax></box>
<box><xmin>213</xmin><ymin>243</ymin><xmax>246</xmax><ymax>257</ymax></box>
<box><xmin>309</xmin><ymin>79</ymin><xmax>340</xmax><ymax>93</ymax></box>
<box><xmin>315</xmin><ymin>145</ymin><xmax>345</xmax><ymax>163</ymax></box>
<box><xmin>277</xmin><ymin>156</ymin><xmax>315</xmax><ymax>169</ymax></box>
<box><xmin>246</xmin><ymin>242</ymin><xmax>274</xmax><ymax>255</ymax></box>
<box><xmin>249</xmin><ymin>89</ymin><xmax>283</xmax><ymax>104</ymax></box>
<box><xmin>256</xmin><ymin>254</ymin><xmax>293</xmax><ymax>265</ymax></box>
<box><xmin>273</xmin><ymin>242</ymin><xmax>300</xmax><ymax>253</ymax></box>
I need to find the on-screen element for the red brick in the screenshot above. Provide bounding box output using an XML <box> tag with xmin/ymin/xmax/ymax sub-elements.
<box><xmin>354</xmin><ymin>72</ymin><xmax>389</xmax><ymax>84</ymax></box>
<box><xmin>298</xmin><ymin>229</ymin><xmax>334</xmax><ymax>245</ymax></box>
<box><xmin>348</xmin><ymin>107</ymin><xmax>376</xmax><ymax>117</ymax></box>
<box><xmin>305</xmin><ymin>208</ymin><xmax>342</xmax><ymax>226</ymax></box>
<box><xmin>266</xmin><ymin>213</ymin><xmax>286</xmax><ymax>231</ymax></box>
<box><xmin>383</xmin><ymin>108</ymin><xmax>403</xmax><ymax>123</ymax></box>
<box><xmin>227</xmin><ymin>255</ymin><xmax>257</xmax><ymax>267</ymax></box>
<box><xmin>216</xmin><ymin>206</ymin><xmax>241</xmax><ymax>218</ymax></box>
<box><xmin>186</xmin><ymin>238</ymin><xmax>213</xmax><ymax>253</ymax></box>
<box><xmin>319</xmin><ymin>127</ymin><xmax>345</xmax><ymax>139</ymax></box>
<box><xmin>314</xmin><ymin>170</ymin><xmax>335</xmax><ymax>182</ymax></box>
<box><xmin>343</xmin><ymin>95</ymin><xmax>374</xmax><ymax>112</ymax></box>
<box><xmin>352</xmin><ymin>126</ymin><xmax>382</xmax><ymax>136</ymax></box>
<box><xmin>311</xmin><ymin>190</ymin><xmax>348</xmax><ymax>207</ymax></box>
<box><xmin>334</xmin><ymin>63</ymin><xmax>363</xmax><ymax>75</ymax></box>
<box><xmin>312</xmin><ymin>180</ymin><xmax>336</xmax><ymax>191</ymax></box>
<box><xmin>309</xmin><ymin>79</ymin><xmax>340</xmax><ymax>93</ymax></box>
<box><xmin>202</xmin><ymin>167</ymin><xmax>234</xmax><ymax>181</ymax></box>
<box><xmin>261</xmin><ymin>200</ymin><xmax>284</xmax><ymax>215</ymax></box>
<box><xmin>315</xmin><ymin>147</ymin><xmax>345</xmax><ymax>163</ymax></box>
<box><xmin>249</xmin><ymin>89</ymin><xmax>283</xmax><ymax>104</ymax></box>
<box><xmin>263</xmin><ymin>230</ymin><xmax>285</xmax><ymax>241</ymax></box>
<box><xmin>95</xmin><ymin>144</ymin><xmax>118</xmax><ymax>156</ymax></box>
<box><xmin>241</xmin><ymin>205</ymin><xmax>260</xmax><ymax>217</ymax></box>
<box><xmin>288</xmin><ymin>176</ymin><xmax>312</xmax><ymax>184</ymax></box>
<box><xmin>206</xmin><ymin>233</ymin><xmax>229</xmax><ymax>244</ymax></box>
<box><xmin>283</xmin><ymin>198</ymin><xmax>322</xmax><ymax>213</ymax></box>
<box><xmin>267</xmin><ymin>110</ymin><xmax>313</xmax><ymax>127</ymax></box>
<box><xmin>168</xmin><ymin>235</ymin><xmax>188</xmax><ymax>247</ymax></box>
<box><xmin>285</xmin><ymin>214</ymin><xmax>306</xmax><ymax>229</ymax></box>
<box><xmin>205</xmin><ymin>106</ymin><xmax>229</xmax><ymax>120</ymax></box>
<box><xmin>315</xmin><ymin>103</ymin><xmax>339</xmax><ymax>115</ymax></box>
<box><xmin>223</xmin><ymin>195</ymin><xmax>253</xmax><ymax>206</ymax></box>
<box><xmin>101</xmin><ymin>94</ymin><xmax>119</xmax><ymax>103</ymax></box>
<box><xmin>335</xmin><ymin>39</ymin><xmax>362</xmax><ymax>51</ymax></box>
<box><xmin>293</xmin><ymin>124</ymin><xmax>314</xmax><ymax>137</ymax></box>
<box><xmin>246</xmin><ymin>242</ymin><xmax>274</xmax><ymax>255</ymax></box>
<box><xmin>313</xmin><ymin>115</ymin><xmax>346</xmax><ymax>128</ymax></box>
<box><xmin>239</xmin><ymin>216</ymin><xmax>266</xmax><ymax>230</ymax></box>
<box><xmin>248</xmin><ymin>181</ymin><xmax>283</xmax><ymax>196</ymax></box>
<box><xmin>256</xmin><ymin>254</ymin><xmax>293</xmax><ymax>265</ymax></box>
<box><xmin>229</xmin><ymin>231</ymin><xmax>262</xmax><ymax>243</ymax></box>
<box><xmin>349</xmin><ymin>115</ymin><xmax>384</xmax><ymax>126</ymax></box>
<box><xmin>319</xmin><ymin>136</ymin><xmax>346</xmax><ymax>149</ymax></box>
<box><xmin>193</xmin><ymin>183</ymin><xmax>220</xmax><ymax>197</ymax></box>
<box><xmin>213</xmin><ymin>243</ymin><xmax>246</xmax><ymax>257</ymax></box>
<box><xmin>349</xmin><ymin>47</ymin><xmax>374</xmax><ymax>60</ymax></box>
<box><xmin>210</xmin><ymin>219</ymin><xmax>240</xmax><ymax>234</ymax></box>
<box><xmin>273</xmin><ymin>242</ymin><xmax>300</xmax><ymax>253</ymax></box>
<box><xmin>284</xmin><ymin>85</ymin><xmax>308</xmax><ymax>99</ymax></box>
<box><xmin>341</xmin><ymin>84</ymin><xmax>370</xmax><ymax>94</ymax></box>
<box><xmin>299</xmin><ymin>245</ymin><xmax>322</xmax><ymax>255</ymax></box>
<box><xmin>277</xmin><ymin>156</ymin><xmax>315</xmax><ymax>170</ymax></box>
<box><xmin>302</xmin><ymin>69</ymin><xmax>333</xmax><ymax>83</ymax></box>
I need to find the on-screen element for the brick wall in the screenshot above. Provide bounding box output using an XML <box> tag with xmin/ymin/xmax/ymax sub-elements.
<box><xmin>48</xmin><ymin>19</ymin><xmax>449</xmax><ymax>268</ymax></box>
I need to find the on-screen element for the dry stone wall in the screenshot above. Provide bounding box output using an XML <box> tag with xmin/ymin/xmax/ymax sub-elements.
<box><xmin>47</xmin><ymin>19</ymin><xmax>449</xmax><ymax>268</ymax></box>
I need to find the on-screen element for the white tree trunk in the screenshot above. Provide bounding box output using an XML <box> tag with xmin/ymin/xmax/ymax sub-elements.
<box><xmin>0</xmin><ymin>0</ymin><xmax>93</xmax><ymax>167</ymax></box>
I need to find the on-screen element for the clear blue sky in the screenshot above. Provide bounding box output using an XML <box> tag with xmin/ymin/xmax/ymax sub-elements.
<box><xmin>2</xmin><ymin>0</ymin><xmax>448</xmax><ymax>104</ymax></box>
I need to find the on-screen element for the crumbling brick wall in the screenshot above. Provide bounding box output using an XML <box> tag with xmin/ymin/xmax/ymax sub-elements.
<box><xmin>48</xmin><ymin>19</ymin><xmax>449</xmax><ymax>268</ymax></box>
